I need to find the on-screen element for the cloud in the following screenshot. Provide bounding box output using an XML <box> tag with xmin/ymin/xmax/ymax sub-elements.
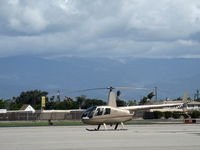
<box><xmin>8</xmin><ymin>8</ymin><xmax>48</xmax><ymax>33</ymax></box>
<box><xmin>0</xmin><ymin>0</ymin><xmax>200</xmax><ymax>58</ymax></box>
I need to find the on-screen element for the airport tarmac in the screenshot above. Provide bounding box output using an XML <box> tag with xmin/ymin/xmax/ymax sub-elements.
<box><xmin>0</xmin><ymin>124</ymin><xmax>200</xmax><ymax>150</ymax></box>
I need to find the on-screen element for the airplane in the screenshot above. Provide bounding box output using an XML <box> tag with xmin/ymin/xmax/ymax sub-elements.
<box><xmin>81</xmin><ymin>87</ymin><xmax>186</xmax><ymax>131</ymax></box>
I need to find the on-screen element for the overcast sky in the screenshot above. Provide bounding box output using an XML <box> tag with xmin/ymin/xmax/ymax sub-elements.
<box><xmin>1</xmin><ymin>0</ymin><xmax>200</xmax><ymax>59</ymax></box>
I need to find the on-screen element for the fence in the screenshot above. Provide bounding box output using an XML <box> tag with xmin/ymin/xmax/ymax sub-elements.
<box><xmin>0</xmin><ymin>110</ymin><xmax>84</xmax><ymax>121</ymax></box>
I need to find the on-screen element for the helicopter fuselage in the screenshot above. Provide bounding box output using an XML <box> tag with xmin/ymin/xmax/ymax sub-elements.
<box><xmin>81</xmin><ymin>106</ymin><xmax>133</xmax><ymax>125</ymax></box>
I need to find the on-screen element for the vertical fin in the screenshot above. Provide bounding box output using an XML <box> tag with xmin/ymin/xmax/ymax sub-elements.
<box><xmin>183</xmin><ymin>92</ymin><xmax>188</xmax><ymax>112</ymax></box>
<box><xmin>108</xmin><ymin>91</ymin><xmax>117</xmax><ymax>107</ymax></box>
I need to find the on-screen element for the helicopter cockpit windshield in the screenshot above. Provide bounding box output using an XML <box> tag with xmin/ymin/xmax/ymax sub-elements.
<box><xmin>82</xmin><ymin>106</ymin><xmax>96</xmax><ymax>118</ymax></box>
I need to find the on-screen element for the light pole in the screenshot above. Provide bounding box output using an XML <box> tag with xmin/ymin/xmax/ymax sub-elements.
<box><xmin>154</xmin><ymin>86</ymin><xmax>158</xmax><ymax>101</ymax></box>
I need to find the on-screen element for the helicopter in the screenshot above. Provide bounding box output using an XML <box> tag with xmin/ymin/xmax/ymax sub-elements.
<box><xmin>80</xmin><ymin>87</ymin><xmax>185</xmax><ymax>131</ymax></box>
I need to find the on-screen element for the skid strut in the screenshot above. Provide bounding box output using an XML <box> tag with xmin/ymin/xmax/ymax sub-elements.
<box><xmin>114</xmin><ymin>123</ymin><xmax>119</xmax><ymax>130</ymax></box>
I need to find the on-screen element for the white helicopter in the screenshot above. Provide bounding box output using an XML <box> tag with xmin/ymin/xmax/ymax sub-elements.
<box><xmin>80</xmin><ymin>87</ymin><xmax>185</xmax><ymax>131</ymax></box>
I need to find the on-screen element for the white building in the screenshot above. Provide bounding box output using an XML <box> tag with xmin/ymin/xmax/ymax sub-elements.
<box><xmin>0</xmin><ymin>109</ymin><xmax>7</xmax><ymax>113</ymax></box>
<box><xmin>187</xmin><ymin>101</ymin><xmax>200</xmax><ymax>110</ymax></box>
<box><xmin>19</xmin><ymin>104</ymin><xmax>35</xmax><ymax>113</ymax></box>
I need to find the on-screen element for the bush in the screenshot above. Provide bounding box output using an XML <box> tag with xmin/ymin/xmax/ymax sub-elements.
<box><xmin>153</xmin><ymin>111</ymin><xmax>163</xmax><ymax>119</ymax></box>
<box><xmin>188</xmin><ymin>111</ymin><xmax>200</xmax><ymax>118</ymax></box>
<box><xmin>172</xmin><ymin>112</ymin><xmax>181</xmax><ymax>119</ymax></box>
<box><xmin>164</xmin><ymin>111</ymin><xmax>172</xmax><ymax>119</ymax></box>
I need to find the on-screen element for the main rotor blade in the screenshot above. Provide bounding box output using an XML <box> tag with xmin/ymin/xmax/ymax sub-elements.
<box><xmin>66</xmin><ymin>88</ymin><xmax>108</xmax><ymax>94</ymax></box>
<box><xmin>48</xmin><ymin>86</ymin><xmax>153</xmax><ymax>97</ymax></box>
<box><xmin>48</xmin><ymin>88</ymin><xmax>110</xmax><ymax>97</ymax></box>
<box><xmin>113</xmin><ymin>87</ymin><xmax>151</xmax><ymax>90</ymax></box>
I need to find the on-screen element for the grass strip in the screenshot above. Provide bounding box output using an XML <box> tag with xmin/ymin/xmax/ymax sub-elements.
<box><xmin>53</xmin><ymin>121</ymin><xmax>84</xmax><ymax>126</ymax></box>
<box><xmin>0</xmin><ymin>122</ymin><xmax>48</xmax><ymax>127</ymax></box>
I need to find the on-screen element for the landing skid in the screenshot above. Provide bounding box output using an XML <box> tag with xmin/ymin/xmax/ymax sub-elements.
<box><xmin>86</xmin><ymin>128</ymin><xmax>127</xmax><ymax>131</ymax></box>
<box><xmin>86</xmin><ymin>122</ymin><xmax>127</xmax><ymax>131</ymax></box>
<box><xmin>86</xmin><ymin>128</ymin><xmax>99</xmax><ymax>131</ymax></box>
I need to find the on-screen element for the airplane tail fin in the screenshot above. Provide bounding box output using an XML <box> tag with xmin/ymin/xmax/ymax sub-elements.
<box><xmin>108</xmin><ymin>91</ymin><xmax>117</xmax><ymax>107</ymax></box>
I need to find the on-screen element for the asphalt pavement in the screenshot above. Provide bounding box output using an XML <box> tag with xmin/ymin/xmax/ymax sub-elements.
<box><xmin>0</xmin><ymin>124</ymin><xmax>200</xmax><ymax>150</ymax></box>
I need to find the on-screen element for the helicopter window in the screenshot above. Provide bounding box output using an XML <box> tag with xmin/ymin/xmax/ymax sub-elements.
<box><xmin>82</xmin><ymin>106</ymin><xmax>96</xmax><ymax>118</ymax></box>
<box><xmin>104</xmin><ymin>108</ymin><xmax>111</xmax><ymax>115</ymax></box>
<box><xmin>88</xmin><ymin>111</ymin><xmax>95</xmax><ymax>118</ymax></box>
<box><xmin>96</xmin><ymin>108</ymin><xmax>104</xmax><ymax>116</ymax></box>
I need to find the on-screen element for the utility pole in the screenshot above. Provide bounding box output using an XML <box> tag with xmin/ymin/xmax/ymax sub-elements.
<box><xmin>195</xmin><ymin>88</ymin><xmax>199</xmax><ymax>100</ymax></box>
<box><xmin>57</xmin><ymin>90</ymin><xmax>60</xmax><ymax>102</ymax></box>
<box><xmin>154</xmin><ymin>86</ymin><xmax>158</xmax><ymax>101</ymax></box>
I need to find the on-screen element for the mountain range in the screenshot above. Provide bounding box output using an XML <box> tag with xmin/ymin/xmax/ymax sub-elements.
<box><xmin>0</xmin><ymin>56</ymin><xmax>199</xmax><ymax>101</ymax></box>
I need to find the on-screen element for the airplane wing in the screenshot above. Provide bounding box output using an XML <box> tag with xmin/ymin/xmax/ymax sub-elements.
<box><xmin>120</xmin><ymin>103</ymin><xmax>183</xmax><ymax>111</ymax></box>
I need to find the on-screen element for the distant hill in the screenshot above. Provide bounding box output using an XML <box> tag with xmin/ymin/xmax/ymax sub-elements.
<box><xmin>0</xmin><ymin>56</ymin><xmax>200</xmax><ymax>100</ymax></box>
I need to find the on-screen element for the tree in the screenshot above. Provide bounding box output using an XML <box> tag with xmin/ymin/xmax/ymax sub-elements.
<box><xmin>0</xmin><ymin>99</ymin><xmax>5</xmax><ymax>109</ymax></box>
<box><xmin>139</xmin><ymin>92</ymin><xmax>155</xmax><ymax>105</ymax></box>
<box><xmin>14</xmin><ymin>90</ymin><xmax>48</xmax><ymax>109</ymax></box>
<box><xmin>9</xmin><ymin>102</ymin><xmax>23</xmax><ymax>110</ymax></box>
<box><xmin>174</xmin><ymin>97</ymin><xmax>182</xmax><ymax>101</ymax></box>
<box><xmin>147</xmin><ymin>92</ymin><xmax>155</xmax><ymax>100</ymax></box>
<box><xmin>116</xmin><ymin>99</ymin><xmax>127</xmax><ymax>107</ymax></box>
<box><xmin>139</xmin><ymin>96</ymin><xmax>148</xmax><ymax>105</ymax></box>
<box><xmin>116</xmin><ymin>90</ymin><xmax>121</xmax><ymax>99</ymax></box>
<box><xmin>82</xmin><ymin>99</ymin><xmax>106</xmax><ymax>109</ymax></box>
<box><xmin>76</xmin><ymin>95</ymin><xmax>87</xmax><ymax>109</ymax></box>
<box><xmin>127</xmin><ymin>100</ymin><xmax>137</xmax><ymax>106</ymax></box>
<box><xmin>76</xmin><ymin>95</ymin><xmax>106</xmax><ymax>109</ymax></box>
<box><xmin>64</xmin><ymin>97</ymin><xmax>79</xmax><ymax>109</ymax></box>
